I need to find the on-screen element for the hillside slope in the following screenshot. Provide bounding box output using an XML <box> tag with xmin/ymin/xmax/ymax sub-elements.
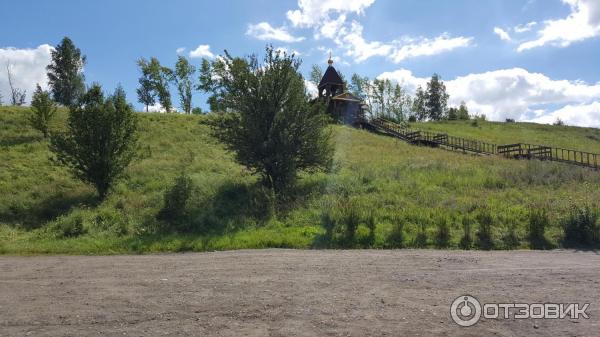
<box><xmin>1</xmin><ymin>107</ymin><xmax>599</xmax><ymax>254</ymax></box>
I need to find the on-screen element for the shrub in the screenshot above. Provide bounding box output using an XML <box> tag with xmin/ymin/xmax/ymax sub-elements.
<box><xmin>157</xmin><ymin>173</ymin><xmax>193</xmax><ymax>227</ymax></box>
<box><xmin>502</xmin><ymin>224</ymin><xmax>520</xmax><ymax>250</ymax></box>
<box><xmin>476</xmin><ymin>210</ymin><xmax>494</xmax><ymax>250</ymax></box>
<box><xmin>50</xmin><ymin>213</ymin><xmax>86</xmax><ymax>238</ymax></box>
<box><xmin>562</xmin><ymin>205</ymin><xmax>599</xmax><ymax>248</ymax></box>
<box><xmin>414</xmin><ymin>222</ymin><xmax>428</xmax><ymax>248</ymax></box>
<box><xmin>387</xmin><ymin>215</ymin><xmax>405</xmax><ymax>248</ymax></box>
<box><xmin>320</xmin><ymin>208</ymin><xmax>336</xmax><ymax>245</ymax></box>
<box><xmin>434</xmin><ymin>216</ymin><xmax>451</xmax><ymax>248</ymax></box>
<box><xmin>505</xmin><ymin>118</ymin><xmax>515</xmax><ymax>123</ymax></box>
<box><xmin>200</xmin><ymin>46</ymin><xmax>333</xmax><ymax>194</ymax></box>
<box><xmin>459</xmin><ymin>216</ymin><xmax>473</xmax><ymax>250</ymax></box>
<box><xmin>29</xmin><ymin>84</ymin><xmax>57</xmax><ymax>138</ymax></box>
<box><xmin>528</xmin><ymin>208</ymin><xmax>550</xmax><ymax>249</ymax></box>
<box><xmin>365</xmin><ymin>210</ymin><xmax>377</xmax><ymax>245</ymax></box>
<box><xmin>342</xmin><ymin>205</ymin><xmax>361</xmax><ymax>245</ymax></box>
<box><xmin>50</xmin><ymin>85</ymin><xmax>138</xmax><ymax>199</ymax></box>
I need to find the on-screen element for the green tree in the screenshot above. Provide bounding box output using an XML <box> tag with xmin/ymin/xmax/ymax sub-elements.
<box><xmin>448</xmin><ymin>107</ymin><xmax>458</xmax><ymax>120</ymax></box>
<box><xmin>136</xmin><ymin>62</ymin><xmax>156</xmax><ymax>112</ymax></box>
<box><xmin>174</xmin><ymin>56</ymin><xmax>196</xmax><ymax>114</ymax></box>
<box><xmin>191</xmin><ymin>107</ymin><xmax>203</xmax><ymax>115</ymax></box>
<box><xmin>137</xmin><ymin>57</ymin><xmax>173</xmax><ymax>112</ymax></box>
<box><xmin>199</xmin><ymin>46</ymin><xmax>333</xmax><ymax>194</ymax></box>
<box><xmin>310</xmin><ymin>64</ymin><xmax>323</xmax><ymax>87</ymax></box>
<box><xmin>457</xmin><ymin>101</ymin><xmax>470</xmax><ymax>120</ymax></box>
<box><xmin>425</xmin><ymin>74</ymin><xmax>449</xmax><ymax>120</ymax></box>
<box><xmin>29</xmin><ymin>84</ymin><xmax>57</xmax><ymax>138</ymax></box>
<box><xmin>46</xmin><ymin>37</ymin><xmax>86</xmax><ymax>106</ymax></box>
<box><xmin>50</xmin><ymin>84</ymin><xmax>138</xmax><ymax>199</ymax></box>
<box><xmin>412</xmin><ymin>85</ymin><xmax>427</xmax><ymax>121</ymax></box>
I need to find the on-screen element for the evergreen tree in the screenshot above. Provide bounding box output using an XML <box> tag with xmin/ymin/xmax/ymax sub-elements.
<box><xmin>46</xmin><ymin>37</ymin><xmax>86</xmax><ymax>106</ymax></box>
<box><xmin>448</xmin><ymin>107</ymin><xmax>458</xmax><ymax>120</ymax></box>
<box><xmin>50</xmin><ymin>84</ymin><xmax>138</xmax><ymax>199</ymax></box>
<box><xmin>412</xmin><ymin>85</ymin><xmax>427</xmax><ymax>121</ymax></box>
<box><xmin>174</xmin><ymin>56</ymin><xmax>196</xmax><ymax>114</ymax></box>
<box><xmin>425</xmin><ymin>73</ymin><xmax>449</xmax><ymax>120</ymax></box>
<box><xmin>29</xmin><ymin>84</ymin><xmax>57</xmax><ymax>138</ymax></box>
<box><xmin>199</xmin><ymin>46</ymin><xmax>333</xmax><ymax>194</ymax></box>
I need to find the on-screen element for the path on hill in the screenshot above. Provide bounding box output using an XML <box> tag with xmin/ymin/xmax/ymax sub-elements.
<box><xmin>1</xmin><ymin>249</ymin><xmax>599</xmax><ymax>336</ymax></box>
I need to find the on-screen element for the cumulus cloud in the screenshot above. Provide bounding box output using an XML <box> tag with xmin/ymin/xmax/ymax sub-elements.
<box><xmin>0</xmin><ymin>44</ymin><xmax>53</xmax><ymax>104</ymax></box>
<box><xmin>246</xmin><ymin>22</ymin><xmax>305</xmax><ymax>42</ymax></box>
<box><xmin>304</xmin><ymin>79</ymin><xmax>318</xmax><ymax>98</ymax></box>
<box><xmin>286</xmin><ymin>0</ymin><xmax>375</xmax><ymax>28</ymax></box>
<box><xmin>389</xmin><ymin>34</ymin><xmax>473</xmax><ymax>63</ymax></box>
<box><xmin>189</xmin><ymin>44</ymin><xmax>214</xmax><ymax>58</ymax></box>
<box><xmin>493</xmin><ymin>27</ymin><xmax>512</xmax><ymax>41</ymax></box>
<box><xmin>518</xmin><ymin>0</ymin><xmax>600</xmax><ymax>51</ymax></box>
<box><xmin>176</xmin><ymin>47</ymin><xmax>186</xmax><ymax>54</ymax></box>
<box><xmin>378</xmin><ymin>67</ymin><xmax>600</xmax><ymax>127</ymax></box>
<box><xmin>514</xmin><ymin>21</ymin><xmax>537</xmax><ymax>33</ymax></box>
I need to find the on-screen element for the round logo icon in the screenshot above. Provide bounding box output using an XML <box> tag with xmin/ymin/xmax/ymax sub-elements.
<box><xmin>450</xmin><ymin>295</ymin><xmax>482</xmax><ymax>327</ymax></box>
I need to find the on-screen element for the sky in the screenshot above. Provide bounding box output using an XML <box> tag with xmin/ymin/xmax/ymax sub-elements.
<box><xmin>1</xmin><ymin>0</ymin><xmax>600</xmax><ymax>127</ymax></box>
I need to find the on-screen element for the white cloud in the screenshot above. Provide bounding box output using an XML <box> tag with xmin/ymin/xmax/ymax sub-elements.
<box><xmin>304</xmin><ymin>79</ymin><xmax>318</xmax><ymax>98</ymax></box>
<box><xmin>340</xmin><ymin>21</ymin><xmax>393</xmax><ymax>62</ymax></box>
<box><xmin>389</xmin><ymin>34</ymin><xmax>473</xmax><ymax>63</ymax></box>
<box><xmin>246</xmin><ymin>22</ymin><xmax>305</xmax><ymax>43</ymax></box>
<box><xmin>378</xmin><ymin>67</ymin><xmax>600</xmax><ymax>127</ymax></box>
<box><xmin>518</xmin><ymin>0</ymin><xmax>600</xmax><ymax>52</ymax></box>
<box><xmin>189</xmin><ymin>44</ymin><xmax>214</xmax><ymax>59</ymax></box>
<box><xmin>286</xmin><ymin>0</ymin><xmax>375</xmax><ymax>28</ymax></box>
<box><xmin>514</xmin><ymin>21</ymin><xmax>537</xmax><ymax>33</ymax></box>
<box><xmin>0</xmin><ymin>44</ymin><xmax>53</xmax><ymax>104</ymax></box>
<box><xmin>176</xmin><ymin>47</ymin><xmax>186</xmax><ymax>54</ymax></box>
<box><xmin>529</xmin><ymin>101</ymin><xmax>600</xmax><ymax>126</ymax></box>
<box><xmin>493</xmin><ymin>27</ymin><xmax>512</xmax><ymax>41</ymax></box>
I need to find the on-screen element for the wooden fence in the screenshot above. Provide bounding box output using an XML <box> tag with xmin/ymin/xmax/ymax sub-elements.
<box><xmin>366</xmin><ymin>117</ymin><xmax>599</xmax><ymax>170</ymax></box>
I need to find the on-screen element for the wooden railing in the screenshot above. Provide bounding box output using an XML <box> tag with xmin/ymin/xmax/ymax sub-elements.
<box><xmin>365</xmin><ymin>117</ymin><xmax>599</xmax><ymax>170</ymax></box>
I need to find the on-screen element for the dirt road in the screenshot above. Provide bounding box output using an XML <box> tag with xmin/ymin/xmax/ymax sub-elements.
<box><xmin>1</xmin><ymin>249</ymin><xmax>599</xmax><ymax>336</ymax></box>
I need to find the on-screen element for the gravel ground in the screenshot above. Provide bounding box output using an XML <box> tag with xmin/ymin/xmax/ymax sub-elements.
<box><xmin>1</xmin><ymin>249</ymin><xmax>599</xmax><ymax>336</ymax></box>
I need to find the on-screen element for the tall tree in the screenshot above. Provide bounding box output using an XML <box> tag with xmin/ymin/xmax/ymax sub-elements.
<box><xmin>6</xmin><ymin>63</ymin><xmax>26</xmax><ymax>106</ymax></box>
<box><xmin>29</xmin><ymin>84</ymin><xmax>57</xmax><ymax>138</ymax></box>
<box><xmin>457</xmin><ymin>101</ymin><xmax>470</xmax><ymax>120</ymax></box>
<box><xmin>425</xmin><ymin>73</ymin><xmax>449</xmax><ymax>121</ymax></box>
<box><xmin>199</xmin><ymin>46</ymin><xmax>333</xmax><ymax>194</ymax></box>
<box><xmin>137</xmin><ymin>58</ymin><xmax>173</xmax><ymax>112</ymax></box>
<box><xmin>136</xmin><ymin>62</ymin><xmax>156</xmax><ymax>112</ymax></box>
<box><xmin>174</xmin><ymin>56</ymin><xmax>196</xmax><ymax>114</ymax></box>
<box><xmin>46</xmin><ymin>37</ymin><xmax>86</xmax><ymax>106</ymax></box>
<box><xmin>310</xmin><ymin>64</ymin><xmax>323</xmax><ymax>87</ymax></box>
<box><xmin>50</xmin><ymin>84</ymin><xmax>138</xmax><ymax>199</ymax></box>
<box><xmin>412</xmin><ymin>85</ymin><xmax>427</xmax><ymax>121</ymax></box>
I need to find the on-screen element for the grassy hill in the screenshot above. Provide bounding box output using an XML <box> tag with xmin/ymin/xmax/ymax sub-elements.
<box><xmin>1</xmin><ymin>106</ymin><xmax>599</xmax><ymax>254</ymax></box>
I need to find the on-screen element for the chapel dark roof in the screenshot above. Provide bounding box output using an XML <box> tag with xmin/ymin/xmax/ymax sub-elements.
<box><xmin>318</xmin><ymin>65</ymin><xmax>344</xmax><ymax>89</ymax></box>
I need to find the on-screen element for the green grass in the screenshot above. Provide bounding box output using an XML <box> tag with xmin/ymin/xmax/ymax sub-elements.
<box><xmin>1</xmin><ymin>106</ymin><xmax>599</xmax><ymax>254</ymax></box>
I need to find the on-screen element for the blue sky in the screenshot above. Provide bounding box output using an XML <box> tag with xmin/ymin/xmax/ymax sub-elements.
<box><xmin>1</xmin><ymin>0</ymin><xmax>600</xmax><ymax>127</ymax></box>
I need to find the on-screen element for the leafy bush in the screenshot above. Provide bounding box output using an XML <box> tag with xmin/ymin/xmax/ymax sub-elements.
<box><xmin>50</xmin><ymin>213</ymin><xmax>86</xmax><ymax>238</ymax></box>
<box><xmin>320</xmin><ymin>208</ymin><xmax>336</xmax><ymax>246</ymax></box>
<box><xmin>29</xmin><ymin>84</ymin><xmax>57</xmax><ymax>138</ymax></box>
<box><xmin>342</xmin><ymin>205</ymin><xmax>361</xmax><ymax>245</ymax></box>
<box><xmin>459</xmin><ymin>216</ymin><xmax>473</xmax><ymax>250</ymax></box>
<box><xmin>476</xmin><ymin>210</ymin><xmax>494</xmax><ymax>250</ymax></box>
<box><xmin>50</xmin><ymin>85</ymin><xmax>138</xmax><ymax>199</ymax></box>
<box><xmin>387</xmin><ymin>215</ymin><xmax>405</xmax><ymax>248</ymax></box>
<box><xmin>414</xmin><ymin>222</ymin><xmax>428</xmax><ymax>248</ymax></box>
<box><xmin>562</xmin><ymin>205</ymin><xmax>599</xmax><ymax>248</ymax></box>
<box><xmin>528</xmin><ymin>208</ymin><xmax>550</xmax><ymax>249</ymax></box>
<box><xmin>365</xmin><ymin>210</ymin><xmax>377</xmax><ymax>245</ymax></box>
<box><xmin>434</xmin><ymin>216</ymin><xmax>450</xmax><ymax>248</ymax></box>
<box><xmin>502</xmin><ymin>224</ymin><xmax>520</xmax><ymax>250</ymax></box>
<box><xmin>157</xmin><ymin>173</ymin><xmax>193</xmax><ymax>227</ymax></box>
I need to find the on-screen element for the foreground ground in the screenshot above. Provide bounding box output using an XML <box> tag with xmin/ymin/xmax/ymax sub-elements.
<box><xmin>1</xmin><ymin>249</ymin><xmax>599</xmax><ymax>336</ymax></box>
